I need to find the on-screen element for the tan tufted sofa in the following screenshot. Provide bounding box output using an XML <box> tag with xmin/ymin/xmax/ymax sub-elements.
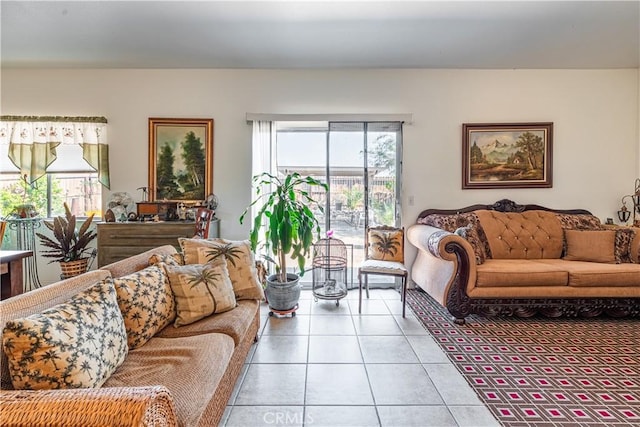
<box><xmin>0</xmin><ymin>245</ymin><xmax>260</xmax><ymax>426</ymax></box>
<box><xmin>407</xmin><ymin>199</ymin><xmax>640</xmax><ymax>324</ymax></box>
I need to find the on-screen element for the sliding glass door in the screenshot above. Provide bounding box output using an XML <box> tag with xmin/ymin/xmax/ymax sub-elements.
<box><xmin>275</xmin><ymin>121</ymin><xmax>402</xmax><ymax>288</ymax></box>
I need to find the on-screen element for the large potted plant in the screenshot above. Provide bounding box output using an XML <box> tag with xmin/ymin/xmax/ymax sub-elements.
<box><xmin>36</xmin><ymin>202</ymin><xmax>97</xmax><ymax>278</ymax></box>
<box><xmin>240</xmin><ymin>172</ymin><xmax>328</xmax><ymax>312</ymax></box>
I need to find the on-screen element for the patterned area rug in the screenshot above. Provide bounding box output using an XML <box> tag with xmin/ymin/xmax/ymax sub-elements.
<box><xmin>405</xmin><ymin>289</ymin><xmax>640</xmax><ymax>427</ymax></box>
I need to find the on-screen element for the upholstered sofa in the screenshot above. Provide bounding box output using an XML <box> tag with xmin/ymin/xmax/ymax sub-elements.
<box><xmin>407</xmin><ymin>199</ymin><xmax>640</xmax><ymax>324</ymax></box>
<box><xmin>0</xmin><ymin>244</ymin><xmax>261</xmax><ymax>426</ymax></box>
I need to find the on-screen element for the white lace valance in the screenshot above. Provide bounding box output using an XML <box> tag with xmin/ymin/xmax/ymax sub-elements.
<box><xmin>0</xmin><ymin>116</ymin><xmax>110</xmax><ymax>188</ymax></box>
<box><xmin>0</xmin><ymin>118</ymin><xmax>107</xmax><ymax>145</ymax></box>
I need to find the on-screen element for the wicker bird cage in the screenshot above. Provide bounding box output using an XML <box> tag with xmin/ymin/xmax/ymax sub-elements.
<box><xmin>312</xmin><ymin>238</ymin><xmax>348</xmax><ymax>305</ymax></box>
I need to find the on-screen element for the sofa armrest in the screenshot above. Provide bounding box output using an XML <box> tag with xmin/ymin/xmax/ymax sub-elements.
<box><xmin>407</xmin><ymin>225</ymin><xmax>476</xmax><ymax>323</ymax></box>
<box><xmin>100</xmin><ymin>245</ymin><xmax>178</xmax><ymax>278</ymax></box>
<box><xmin>0</xmin><ymin>386</ymin><xmax>177</xmax><ymax>427</ymax></box>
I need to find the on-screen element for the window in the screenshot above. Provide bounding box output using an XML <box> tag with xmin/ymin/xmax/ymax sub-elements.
<box><xmin>0</xmin><ymin>172</ymin><xmax>101</xmax><ymax>218</ymax></box>
<box><xmin>254</xmin><ymin>120</ymin><xmax>402</xmax><ymax>288</ymax></box>
<box><xmin>0</xmin><ymin>116</ymin><xmax>110</xmax><ymax>219</ymax></box>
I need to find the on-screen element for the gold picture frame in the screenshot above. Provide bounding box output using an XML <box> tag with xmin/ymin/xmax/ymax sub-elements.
<box><xmin>148</xmin><ymin>118</ymin><xmax>214</xmax><ymax>202</ymax></box>
<box><xmin>462</xmin><ymin>122</ymin><xmax>553</xmax><ymax>189</ymax></box>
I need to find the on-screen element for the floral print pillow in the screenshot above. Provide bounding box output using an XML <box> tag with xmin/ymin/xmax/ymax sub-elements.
<box><xmin>418</xmin><ymin>212</ymin><xmax>490</xmax><ymax>264</ymax></box>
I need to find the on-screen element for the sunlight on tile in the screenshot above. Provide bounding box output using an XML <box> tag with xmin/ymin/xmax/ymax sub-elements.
<box><xmin>225</xmin><ymin>289</ymin><xmax>499</xmax><ymax>427</ymax></box>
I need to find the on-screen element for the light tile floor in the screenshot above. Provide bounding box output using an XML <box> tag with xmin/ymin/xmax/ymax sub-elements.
<box><xmin>223</xmin><ymin>289</ymin><xmax>499</xmax><ymax>427</ymax></box>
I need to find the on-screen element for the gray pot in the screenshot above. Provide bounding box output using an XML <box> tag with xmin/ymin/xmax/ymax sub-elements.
<box><xmin>265</xmin><ymin>273</ymin><xmax>302</xmax><ymax>311</ymax></box>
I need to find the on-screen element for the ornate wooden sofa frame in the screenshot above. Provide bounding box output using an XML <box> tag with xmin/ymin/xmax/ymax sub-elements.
<box><xmin>407</xmin><ymin>199</ymin><xmax>640</xmax><ymax>324</ymax></box>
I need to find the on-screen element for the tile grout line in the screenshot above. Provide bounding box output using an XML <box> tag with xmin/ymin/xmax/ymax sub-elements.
<box><xmin>390</xmin><ymin>296</ymin><xmax>463</xmax><ymax>426</ymax></box>
<box><xmin>352</xmin><ymin>292</ymin><xmax>385</xmax><ymax>426</ymax></box>
<box><xmin>229</xmin><ymin>290</ymin><xmax>497</xmax><ymax>426</ymax></box>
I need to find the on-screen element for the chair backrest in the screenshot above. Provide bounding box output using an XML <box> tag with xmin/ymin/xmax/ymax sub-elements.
<box><xmin>194</xmin><ymin>207</ymin><xmax>214</xmax><ymax>238</ymax></box>
<box><xmin>365</xmin><ymin>225</ymin><xmax>405</xmax><ymax>263</ymax></box>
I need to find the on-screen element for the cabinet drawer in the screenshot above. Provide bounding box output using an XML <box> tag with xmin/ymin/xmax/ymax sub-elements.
<box><xmin>96</xmin><ymin>220</ymin><xmax>220</xmax><ymax>267</ymax></box>
<box><xmin>98</xmin><ymin>245</ymin><xmax>166</xmax><ymax>267</ymax></box>
<box><xmin>97</xmin><ymin>223</ymin><xmax>195</xmax><ymax>245</ymax></box>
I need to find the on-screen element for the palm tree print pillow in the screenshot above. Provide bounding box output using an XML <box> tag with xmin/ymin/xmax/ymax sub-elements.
<box><xmin>164</xmin><ymin>259</ymin><xmax>237</xmax><ymax>327</ymax></box>
<box><xmin>178</xmin><ymin>237</ymin><xmax>264</xmax><ymax>301</ymax></box>
<box><xmin>368</xmin><ymin>228</ymin><xmax>404</xmax><ymax>262</ymax></box>
<box><xmin>2</xmin><ymin>280</ymin><xmax>128</xmax><ymax>390</ymax></box>
<box><xmin>112</xmin><ymin>264</ymin><xmax>176</xmax><ymax>349</ymax></box>
<box><xmin>196</xmin><ymin>241</ymin><xmax>265</xmax><ymax>301</ymax></box>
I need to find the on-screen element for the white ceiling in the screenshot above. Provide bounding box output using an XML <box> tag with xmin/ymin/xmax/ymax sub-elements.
<box><xmin>1</xmin><ymin>1</ymin><xmax>639</xmax><ymax>69</ymax></box>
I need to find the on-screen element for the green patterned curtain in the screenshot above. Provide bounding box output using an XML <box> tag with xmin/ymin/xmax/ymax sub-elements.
<box><xmin>0</xmin><ymin>116</ymin><xmax>110</xmax><ymax>188</ymax></box>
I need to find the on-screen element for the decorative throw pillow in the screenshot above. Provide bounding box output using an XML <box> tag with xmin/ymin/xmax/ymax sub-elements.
<box><xmin>164</xmin><ymin>260</ymin><xmax>237</xmax><ymax>327</ymax></box>
<box><xmin>179</xmin><ymin>237</ymin><xmax>265</xmax><ymax>301</ymax></box>
<box><xmin>418</xmin><ymin>212</ymin><xmax>490</xmax><ymax>264</ymax></box>
<box><xmin>112</xmin><ymin>264</ymin><xmax>176</xmax><ymax>349</ymax></box>
<box><xmin>563</xmin><ymin>229</ymin><xmax>617</xmax><ymax>263</ymax></box>
<box><xmin>613</xmin><ymin>227</ymin><xmax>636</xmax><ymax>264</ymax></box>
<box><xmin>2</xmin><ymin>281</ymin><xmax>128</xmax><ymax>390</ymax></box>
<box><xmin>556</xmin><ymin>213</ymin><xmax>603</xmax><ymax>231</ymax></box>
<box><xmin>368</xmin><ymin>227</ymin><xmax>404</xmax><ymax>262</ymax></box>
<box><xmin>148</xmin><ymin>252</ymin><xmax>184</xmax><ymax>267</ymax></box>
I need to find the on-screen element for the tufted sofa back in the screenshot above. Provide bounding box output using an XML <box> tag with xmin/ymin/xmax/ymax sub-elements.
<box><xmin>475</xmin><ymin>210</ymin><xmax>564</xmax><ymax>259</ymax></box>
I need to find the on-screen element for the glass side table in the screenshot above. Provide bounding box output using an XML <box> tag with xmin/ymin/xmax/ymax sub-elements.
<box><xmin>6</xmin><ymin>217</ymin><xmax>42</xmax><ymax>291</ymax></box>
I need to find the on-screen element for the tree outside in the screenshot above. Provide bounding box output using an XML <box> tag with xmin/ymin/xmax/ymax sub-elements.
<box><xmin>0</xmin><ymin>175</ymin><xmax>63</xmax><ymax>218</ymax></box>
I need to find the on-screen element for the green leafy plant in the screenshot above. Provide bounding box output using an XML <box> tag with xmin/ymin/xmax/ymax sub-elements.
<box><xmin>240</xmin><ymin>172</ymin><xmax>328</xmax><ymax>283</ymax></box>
<box><xmin>36</xmin><ymin>202</ymin><xmax>97</xmax><ymax>263</ymax></box>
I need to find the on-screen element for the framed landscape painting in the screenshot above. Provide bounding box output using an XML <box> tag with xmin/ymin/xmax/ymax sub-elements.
<box><xmin>148</xmin><ymin>118</ymin><xmax>214</xmax><ymax>202</ymax></box>
<box><xmin>462</xmin><ymin>122</ymin><xmax>553</xmax><ymax>189</ymax></box>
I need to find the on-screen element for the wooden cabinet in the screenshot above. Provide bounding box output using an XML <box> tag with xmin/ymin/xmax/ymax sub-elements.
<box><xmin>97</xmin><ymin>220</ymin><xmax>219</xmax><ymax>267</ymax></box>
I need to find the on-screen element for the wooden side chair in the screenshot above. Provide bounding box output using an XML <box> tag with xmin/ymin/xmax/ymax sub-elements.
<box><xmin>194</xmin><ymin>207</ymin><xmax>214</xmax><ymax>238</ymax></box>
<box><xmin>358</xmin><ymin>225</ymin><xmax>408</xmax><ymax>317</ymax></box>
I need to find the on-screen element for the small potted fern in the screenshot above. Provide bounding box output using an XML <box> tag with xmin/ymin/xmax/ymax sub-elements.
<box><xmin>36</xmin><ymin>202</ymin><xmax>97</xmax><ymax>278</ymax></box>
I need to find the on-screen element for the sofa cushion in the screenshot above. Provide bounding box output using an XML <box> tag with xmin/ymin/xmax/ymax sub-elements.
<box><xmin>103</xmin><ymin>333</ymin><xmax>234</xmax><ymax>427</ymax></box>
<box><xmin>2</xmin><ymin>280</ymin><xmax>128</xmax><ymax>390</ymax></box>
<box><xmin>417</xmin><ymin>212</ymin><xmax>490</xmax><ymax>264</ymax></box>
<box><xmin>0</xmin><ymin>270</ymin><xmax>112</xmax><ymax>390</ymax></box>
<box><xmin>179</xmin><ymin>237</ymin><xmax>265</xmax><ymax>301</ymax></box>
<box><xmin>476</xmin><ymin>210</ymin><xmax>564</xmax><ymax>259</ymax></box>
<box><xmin>476</xmin><ymin>259</ymin><xmax>568</xmax><ymax>287</ymax></box>
<box><xmin>148</xmin><ymin>252</ymin><xmax>184</xmax><ymax>267</ymax></box>
<box><xmin>563</xmin><ymin>229</ymin><xmax>616</xmax><ymax>263</ymax></box>
<box><xmin>562</xmin><ymin>261</ymin><xmax>640</xmax><ymax>287</ymax></box>
<box><xmin>165</xmin><ymin>261</ymin><xmax>237</xmax><ymax>327</ymax></box>
<box><xmin>613</xmin><ymin>227</ymin><xmax>636</xmax><ymax>264</ymax></box>
<box><xmin>155</xmin><ymin>299</ymin><xmax>259</xmax><ymax>345</ymax></box>
<box><xmin>555</xmin><ymin>213</ymin><xmax>603</xmax><ymax>230</ymax></box>
<box><xmin>112</xmin><ymin>264</ymin><xmax>176</xmax><ymax>349</ymax></box>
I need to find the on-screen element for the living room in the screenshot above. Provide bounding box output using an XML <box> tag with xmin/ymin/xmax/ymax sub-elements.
<box><xmin>1</xmin><ymin>1</ymin><xmax>639</xmax><ymax>426</ymax></box>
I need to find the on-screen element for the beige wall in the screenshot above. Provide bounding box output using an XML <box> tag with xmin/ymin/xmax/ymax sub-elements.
<box><xmin>2</xmin><ymin>68</ymin><xmax>638</xmax><ymax>283</ymax></box>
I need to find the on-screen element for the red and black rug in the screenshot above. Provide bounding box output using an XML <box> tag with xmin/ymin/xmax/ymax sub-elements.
<box><xmin>405</xmin><ymin>289</ymin><xmax>640</xmax><ymax>427</ymax></box>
